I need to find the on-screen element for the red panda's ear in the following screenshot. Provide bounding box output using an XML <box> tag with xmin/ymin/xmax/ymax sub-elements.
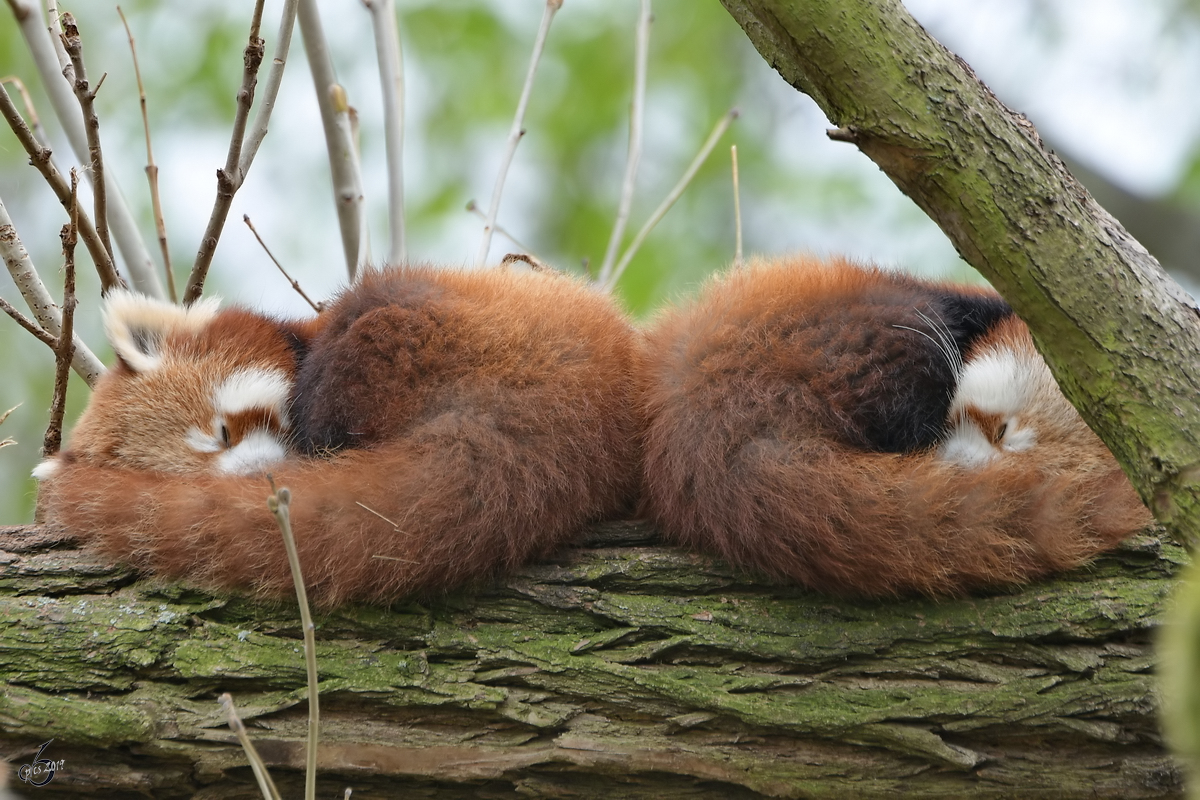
<box><xmin>103</xmin><ymin>291</ymin><xmax>222</xmax><ymax>373</ymax></box>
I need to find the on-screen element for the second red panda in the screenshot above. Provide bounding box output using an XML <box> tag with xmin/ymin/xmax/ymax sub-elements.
<box><xmin>35</xmin><ymin>264</ymin><xmax>644</xmax><ymax>606</ymax></box>
<box><xmin>639</xmin><ymin>257</ymin><xmax>1151</xmax><ymax>597</ymax></box>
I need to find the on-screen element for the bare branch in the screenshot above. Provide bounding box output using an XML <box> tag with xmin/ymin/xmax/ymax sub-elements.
<box><xmin>0</xmin><ymin>75</ymin><xmax>49</xmax><ymax>145</ymax></box>
<box><xmin>0</xmin><ymin>80</ymin><xmax>123</xmax><ymax>292</ymax></box>
<box><xmin>336</xmin><ymin>88</ymin><xmax>368</xmax><ymax>279</ymax></box>
<box><xmin>363</xmin><ymin>0</ymin><xmax>406</xmax><ymax>264</ymax></box>
<box><xmin>266</xmin><ymin>483</ymin><xmax>320</xmax><ymax>800</ymax></box>
<box><xmin>243</xmin><ymin>215</ymin><xmax>323</xmax><ymax>313</ymax></box>
<box><xmin>219</xmin><ymin>694</ymin><xmax>283</xmax><ymax>800</ymax></box>
<box><xmin>0</xmin><ymin>296</ymin><xmax>58</xmax><ymax>348</ymax></box>
<box><xmin>604</xmin><ymin>107</ymin><xmax>738</xmax><ymax>291</ymax></box>
<box><xmin>59</xmin><ymin>13</ymin><xmax>114</xmax><ymax>267</ymax></box>
<box><xmin>6</xmin><ymin>0</ymin><xmax>164</xmax><ymax>297</ymax></box>
<box><xmin>43</xmin><ymin>171</ymin><xmax>78</xmax><ymax>458</ymax></box>
<box><xmin>297</xmin><ymin>0</ymin><xmax>364</xmax><ymax>280</ymax></box>
<box><xmin>474</xmin><ymin>0</ymin><xmax>563</xmax><ymax>268</ymax></box>
<box><xmin>465</xmin><ymin>199</ymin><xmax>540</xmax><ymax>259</ymax></box>
<box><xmin>0</xmin><ymin>193</ymin><xmax>102</xmax><ymax>385</ymax></box>
<box><xmin>117</xmin><ymin>6</ymin><xmax>175</xmax><ymax>303</ymax></box>
<box><xmin>185</xmin><ymin>0</ymin><xmax>267</xmax><ymax>306</ymax></box>
<box><xmin>597</xmin><ymin>0</ymin><xmax>651</xmax><ymax>286</ymax></box>
<box><xmin>731</xmin><ymin>143</ymin><xmax>743</xmax><ymax>267</ymax></box>
<box><xmin>238</xmin><ymin>0</ymin><xmax>300</xmax><ymax>178</ymax></box>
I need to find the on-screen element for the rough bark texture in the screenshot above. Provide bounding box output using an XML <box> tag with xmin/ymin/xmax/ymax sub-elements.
<box><xmin>0</xmin><ymin>523</ymin><xmax>1185</xmax><ymax>798</ymax></box>
<box><xmin>719</xmin><ymin>0</ymin><xmax>1200</xmax><ymax>546</ymax></box>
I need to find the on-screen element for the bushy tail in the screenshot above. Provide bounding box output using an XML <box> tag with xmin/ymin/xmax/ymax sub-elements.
<box><xmin>39</xmin><ymin>407</ymin><xmax>641</xmax><ymax>607</ymax></box>
<box><xmin>641</xmin><ymin>428</ymin><xmax>1150</xmax><ymax>597</ymax></box>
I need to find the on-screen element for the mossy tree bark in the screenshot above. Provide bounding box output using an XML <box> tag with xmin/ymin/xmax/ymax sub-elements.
<box><xmin>720</xmin><ymin>0</ymin><xmax>1200</xmax><ymax>546</ymax></box>
<box><xmin>0</xmin><ymin>523</ymin><xmax>1186</xmax><ymax>798</ymax></box>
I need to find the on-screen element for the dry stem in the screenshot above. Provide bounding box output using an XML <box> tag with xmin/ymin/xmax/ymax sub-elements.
<box><xmin>298</xmin><ymin>0</ymin><xmax>364</xmax><ymax>280</ymax></box>
<box><xmin>0</xmin><ymin>75</ymin><xmax>48</xmax><ymax>145</ymax></box>
<box><xmin>59</xmin><ymin>12</ymin><xmax>113</xmax><ymax>266</ymax></box>
<box><xmin>604</xmin><ymin>107</ymin><xmax>739</xmax><ymax>291</ymax></box>
<box><xmin>363</xmin><ymin>0</ymin><xmax>406</xmax><ymax>264</ymax></box>
<box><xmin>43</xmin><ymin>171</ymin><xmax>78</xmax><ymax>458</ymax></box>
<box><xmin>465</xmin><ymin>199</ymin><xmax>539</xmax><ymax>258</ymax></box>
<box><xmin>117</xmin><ymin>6</ymin><xmax>175</xmax><ymax>303</ymax></box>
<box><xmin>267</xmin><ymin>483</ymin><xmax>320</xmax><ymax>800</ymax></box>
<box><xmin>731</xmin><ymin>143</ymin><xmax>743</xmax><ymax>267</ymax></box>
<box><xmin>597</xmin><ymin>0</ymin><xmax>651</xmax><ymax>286</ymax></box>
<box><xmin>0</xmin><ymin>192</ymin><xmax>104</xmax><ymax>386</ymax></box>
<box><xmin>0</xmin><ymin>80</ymin><xmax>123</xmax><ymax>293</ymax></box>
<box><xmin>239</xmin><ymin>0</ymin><xmax>300</xmax><ymax>178</ymax></box>
<box><xmin>474</xmin><ymin>0</ymin><xmax>563</xmax><ymax>267</ymax></box>
<box><xmin>185</xmin><ymin>0</ymin><xmax>267</xmax><ymax>305</ymax></box>
<box><xmin>243</xmin><ymin>215</ymin><xmax>323</xmax><ymax>312</ymax></box>
<box><xmin>0</xmin><ymin>296</ymin><xmax>58</xmax><ymax>348</ymax></box>
<box><xmin>6</xmin><ymin>0</ymin><xmax>162</xmax><ymax>296</ymax></box>
<box><xmin>219</xmin><ymin>693</ymin><xmax>283</xmax><ymax>800</ymax></box>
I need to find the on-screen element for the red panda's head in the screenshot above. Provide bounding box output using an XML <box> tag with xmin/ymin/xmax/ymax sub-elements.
<box><xmin>938</xmin><ymin>316</ymin><xmax>1096</xmax><ymax>467</ymax></box>
<box><xmin>35</xmin><ymin>292</ymin><xmax>306</xmax><ymax>479</ymax></box>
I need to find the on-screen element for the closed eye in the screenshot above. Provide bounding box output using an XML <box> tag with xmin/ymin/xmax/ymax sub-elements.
<box><xmin>219</xmin><ymin>421</ymin><xmax>231</xmax><ymax>448</ymax></box>
<box><xmin>994</xmin><ymin>422</ymin><xmax>1008</xmax><ymax>443</ymax></box>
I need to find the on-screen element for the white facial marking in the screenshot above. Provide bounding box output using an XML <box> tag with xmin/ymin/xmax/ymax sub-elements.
<box><xmin>939</xmin><ymin>348</ymin><xmax>1044</xmax><ymax>467</ymax></box>
<box><xmin>31</xmin><ymin>458</ymin><xmax>60</xmax><ymax>480</ymax></box>
<box><xmin>186</xmin><ymin>426</ymin><xmax>222</xmax><ymax>454</ymax></box>
<box><xmin>214</xmin><ymin>368</ymin><xmax>291</xmax><ymax>425</ymax></box>
<box><xmin>215</xmin><ymin>429</ymin><xmax>288</xmax><ymax>475</ymax></box>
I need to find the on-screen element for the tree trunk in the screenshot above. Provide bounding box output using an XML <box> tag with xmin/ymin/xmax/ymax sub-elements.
<box><xmin>719</xmin><ymin>0</ymin><xmax>1200</xmax><ymax>546</ymax></box>
<box><xmin>0</xmin><ymin>523</ymin><xmax>1185</xmax><ymax>798</ymax></box>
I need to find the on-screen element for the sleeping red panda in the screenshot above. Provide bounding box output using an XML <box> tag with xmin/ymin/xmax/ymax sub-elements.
<box><xmin>639</xmin><ymin>256</ymin><xmax>1151</xmax><ymax>597</ymax></box>
<box><xmin>34</xmin><ymin>264</ymin><xmax>644</xmax><ymax>606</ymax></box>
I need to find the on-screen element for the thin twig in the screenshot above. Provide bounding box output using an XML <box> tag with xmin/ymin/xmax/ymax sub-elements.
<box><xmin>298</xmin><ymin>0</ymin><xmax>364</xmax><ymax>280</ymax></box>
<box><xmin>7</xmin><ymin>0</ymin><xmax>162</xmax><ymax>296</ymax></box>
<box><xmin>0</xmin><ymin>80</ymin><xmax>123</xmax><ymax>293</ymax></box>
<box><xmin>243</xmin><ymin>215</ymin><xmax>323</xmax><ymax>312</ymax></box>
<box><xmin>43</xmin><ymin>170</ymin><xmax>78</xmax><ymax>458</ymax></box>
<box><xmin>604</xmin><ymin>107</ymin><xmax>739</xmax><ymax>291</ymax></box>
<box><xmin>355</xmin><ymin>500</ymin><xmax>404</xmax><ymax>533</ymax></box>
<box><xmin>597</xmin><ymin>0</ymin><xmax>651</xmax><ymax>286</ymax></box>
<box><xmin>474</xmin><ymin>0</ymin><xmax>563</xmax><ymax>268</ymax></box>
<box><xmin>219</xmin><ymin>694</ymin><xmax>283</xmax><ymax>800</ymax></box>
<box><xmin>267</xmin><ymin>482</ymin><xmax>319</xmax><ymax>800</ymax></box>
<box><xmin>239</xmin><ymin>0</ymin><xmax>300</xmax><ymax>178</ymax></box>
<box><xmin>0</xmin><ymin>403</ymin><xmax>19</xmax><ymax>449</ymax></box>
<box><xmin>0</xmin><ymin>296</ymin><xmax>58</xmax><ymax>348</ymax></box>
<box><xmin>363</xmin><ymin>0</ymin><xmax>406</xmax><ymax>264</ymax></box>
<box><xmin>59</xmin><ymin>13</ymin><xmax>113</xmax><ymax>267</ymax></box>
<box><xmin>0</xmin><ymin>75</ymin><xmax>48</xmax><ymax>145</ymax></box>
<box><xmin>185</xmin><ymin>0</ymin><xmax>266</xmax><ymax>306</ymax></box>
<box><xmin>465</xmin><ymin>199</ymin><xmax>539</xmax><ymax>258</ymax></box>
<box><xmin>0</xmin><ymin>195</ymin><xmax>104</xmax><ymax>387</ymax></box>
<box><xmin>117</xmin><ymin>6</ymin><xmax>175</xmax><ymax>303</ymax></box>
<box><xmin>731</xmin><ymin>143</ymin><xmax>743</xmax><ymax>268</ymax></box>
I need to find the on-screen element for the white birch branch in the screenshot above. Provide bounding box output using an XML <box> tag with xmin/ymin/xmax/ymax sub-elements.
<box><xmin>238</xmin><ymin>0</ymin><xmax>300</xmax><ymax>179</ymax></box>
<box><xmin>474</xmin><ymin>0</ymin><xmax>563</xmax><ymax>268</ymax></box>
<box><xmin>597</xmin><ymin>0</ymin><xmax>651</xmax><ymax>286</ymax></box>
<box><xmin>4</xmin><ymin>0</ymin><xmax>165</xmax><ymax>298</ymax></box>
<box><xmin>0</xmin><ymin>193</ymin><xmax>104</xmax><ymax>386</ymax></box>
<box><xmin>297</xmin><ymin>0</ymin><xmax>363</xmax><ymax>281</ymax></box>
<box><xmin>604</xmin><ymin>107</ymin><xmax>738</xmax><ymax>291</ymax></box>
<box><xmin>363</xmin><ymin>0</ymin><xmax>406</xmax><ymax>265</ymax></box>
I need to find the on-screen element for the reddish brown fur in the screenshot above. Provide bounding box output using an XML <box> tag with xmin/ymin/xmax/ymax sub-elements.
<box><xmin>639</xmin><ymin>257</ymin><xmax>1150</xmax><ymax>596</ymax></box>
<box><xmin>37</xmin><ymin>265</ymin><xmax>644</xmax><ymax>606</ymax></box>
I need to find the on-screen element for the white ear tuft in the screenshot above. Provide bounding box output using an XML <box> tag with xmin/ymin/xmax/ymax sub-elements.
<box><xmin>103</xmin><ymin>290</ymin><xmax>222</xmax><ymax>373</ymax></box>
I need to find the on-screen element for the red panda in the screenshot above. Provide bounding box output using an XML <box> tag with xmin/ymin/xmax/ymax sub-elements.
<box><xmin>34</xmin><ymin>264</ymin><xmax>645</xmax><ymax>606</ymax></box>
<box><xmin>639</xmin><ymin>256</ymin><xmax>1151</xmax><ymax>597</ymax></box>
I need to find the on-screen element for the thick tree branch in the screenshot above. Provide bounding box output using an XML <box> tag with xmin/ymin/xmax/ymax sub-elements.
<box><xmin>0</xmin><ymin>523</ymin><xmax>1182</xmax><ymax>797</ymax></box>
<box><xmin>719</xmin><ymin>0</ymin><xmax>1200</xmax><ymax>546</ymax></box>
